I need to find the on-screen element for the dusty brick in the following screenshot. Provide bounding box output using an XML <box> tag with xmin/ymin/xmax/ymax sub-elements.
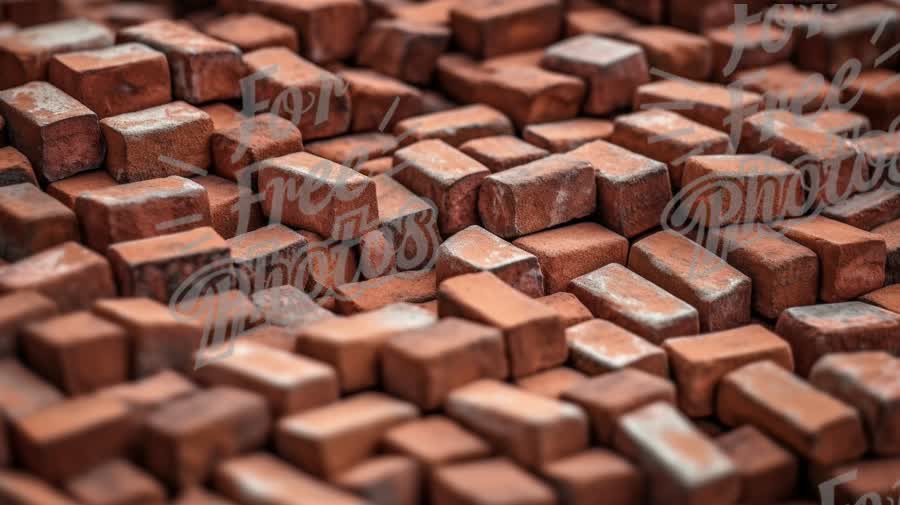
<box><xmin>540</xmin><ymin>449</ymin><xmax>642</xmax><ymax>505</ymax></box>
<box><xmin>459</xmin><ymin>135</ymin><xmax>548</xmax><ymax>173</ymax></box>
<box><xmin>96</xmin><ymin>369</ymin><xmax>196</xmax><ymax>417</ymax></box>
<box><xmin>0</xmin><ymin>147</ymin><xmax>36</xmax><ymax>188</ymax></box>
<box><xmin>773</xmin><ymin>216</ymin><xmax>886</xmax><ymax>302</ymax></box>
<box><xmin>566</xmin><ymin>319</ymin><xmax>668</xmax><ymax>377</ymax></box>
<box><xmin>542</xmin><ymin>35</ymin><xmax>648</xmax><ymax>115</ymax></box>
<box><xmin>298</xmin><ymin>230</ymin><xmax>359</xmax><ymax>298</ymax></box>
<box><xmin>335</xmin><ymin>455</ymin><xmax>419</xmax><ymax>505</ymax></box>
<box><xmin>844</xmin><ymin>70</ymin><xmax>900</xmax><ymax>131</ymax></box>
<box><xmin>619</xmin><ymin>26</ymin><xmax>712</xmax><ymax>81</ymax></box>
<box><xmin>515</xmin><ymin>367</ymin><xmax>587</xmax><ymax>399</ymax></box>
<box><xmin>433</xmin><ymin>458</ymin><xmax>556</xmax><ymax>505</ymax></box>
<box><xmin>211</xmin><ymin>113</ymin><xmax>303</xmax><ymax>183</ymax></box>
<box><xmin>0</xmin><ymin>291</ymin><xmax>56</xmax><ymax>357</ymax></box>
<box><xmin>334</xmin><ymin>269</ymin><xmax>436</xmax><ymax>314</ymax></box>
<box><xmin>707</xmin><ymin>23</ymin><xmax>795</xmax><ymax>82</ymax></box>
<box><xmin>201</xmin><ymin>103</ymin><xmax>245</xmax><ymax>133</ymax></box>
<box><xmin>0</xmin><ymin>183</ymin><xmax>78</xmax><ymax>262</ymax></box>
<box><xmin>357</xmin><ymin>19</ymin><xmax>450</xmax><ymax>85</ymax></box>
<box><xmin>439</xmin><ymin>272</ymin><xmax>566</xmax><ymax>377</ymax></box>
<box><xmin>804</xmin><ymin>110</ymin><xmax>870</xmax><ymax>138</ymax></box>
<box><xmin>715</xmin><ymin>426</ymin><xmax>798</xmax><ymax>505</ymax></box>
<box><xmin>718</xmin><ymin>360</ymin><xmax>867</xmax><ymax>466</ymax></box>
<box><xmin>0</xmin><ymin>81</ymin><xmax>103</xmax><ymax>182</ymax></box>
<box><xmin>565</xmin><ymin>7</ymin><xmax>637</xmax><ymax>37</ymax></box>
<box><xmin>628</xmin><ymin>231</ymin><xmax>751</xmax><ymax>331</ymax></box>
<box><xmin>174</xmin><ymin>290</ymin><xmax>261</xmax><ymax>351</ymax></box>
<box><xmin>812</xmin><ymin>459</ymin><xmax>900</xmax><ymax>505</ymax></box>
<box><xmin>119</xmin><ymin>20</ymin><xmax>242</xmax><ymax>104</ymax></box>
<box><xmin>449</xmin><ymin>0</ymin><xmax>561</xmax><ymax>58</ymax></box>
<box><xmin>446</xmin><ymin>379</ymin><xmax>588</xmax><ymax>468</ymax></box>
<box><xmin>382</xmin><ymin>415</ymin><xmax>491</xmax><ymax>469</ymax></box>
<box><xmin>64</xmin><ymin>460</ymin><xmax>165</xmax><ymax>505</ymax></box>
<box><xmin>0</xmin><ymin>471</ymin><xmax>81</xmax><ymax>505</ymax></box>
<box><xmin>872</xmin><ymin>218</ymin><xmax>900</xmax><ymax>284</ymax></box>
<box><xmin>0</xmin><ymin>359</ymin><xmax>63</xmax><ymax>424</ymax></box>
<box><xmin>87</xmin><ymin>2</ymin><xmax>174</xmax><ymax>30</ymax></box>
<box><xmin>306</xmin><ymin>133</ymin><xmax>398</xmax><ymax>168</ymax></box>
<box><xmin>193</xmin><ymin>175</ymin><xmax>264</xmax><ymax>240</ymax></box>
<box><xmin>252</xmin><ymin>284</ymin><xmax>334</xmax><ymax>328</ymax></box>
<box><xmin>669</xmin><ymin>0</ymin><xmax>734</xmax><ymax>32</ymax></box>
<box><xmin>394</xmin><ymin>104</ymin><xmax>513</xmax><ymax>147</ymax></box>
<box><xmin>0</xmin><ymin>242</ymin><xmax>117</xmax><ymax>313</ymax></box>
<box><xmin>227</xmin><ymin>224</ymin><xmax>308</xmax><ymax>294</ymax></box>
<box><xmin>372</xmin><ymin>174</ymin><xmax>440</xmax><ymax>271</ymax></box>
<box><xmin>523</xmin><ymin>118</ymin><xmax>613</xmax><ymax>154</ymax></box>
<box><xmin>75</xmin><ymin>176</ymin><xmax>211</xmax><ymax>253</ymax></box>
<box><xmin>45</xmin><ymin>170</ymin><xmax>116</xmax><ymax>209</ymax></box>
<box><xmin>536</xmin><ymin>292</ymin><xmax>592</xmax><ymax>328</ymax></box>
<box><xmin>734</xmin><ymin>63</ymin><xmax>837</xmax><ymax>113</ymax></box>
<box><xmin>203</xmin><ymin>13</ymin><xmax>298</xmax><ymax>52</ymax></box>
<box><xmin>173</xmin><ymin>488</ymin><xmax>237</xmax><ymax>505</ymax></box>
<box><xmin>339</xmin><ymin>68</ymin><xmax>425</xmax><ymax>133</ymax></box>
<box><xmin>823</xmin><ymin>186</ymin><xmax>900</xmax><ymax>231</ymax></box>
<box><xmin>860</xmin><ymin>283</ymin><xmax>900</xmax><ymax>313</ymax></box>
<box><xmin>249</xmin><ymin>0</ymin><xmax>367</xmax><ymax>63</ymax></box>
<box><xmin>635</xmin><ymin>79</ymin><xmax>763</xmax><ymax>133</ymax></box>
<box><xmin>435</xmin><ymin>53</ymin><xmax>489</xmax><ymax>104</ymax></box>
<box><xmin>479</xmin><ymin>66</ymin><xmax>585</xmax><ymax>129</ymax></box>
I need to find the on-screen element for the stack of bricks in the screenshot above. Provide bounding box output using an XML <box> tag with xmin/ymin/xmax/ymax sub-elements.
<box><xmin>1</xmin><ymin>0</ymin><xmax>899</xmax><ymax>504</ymax></box>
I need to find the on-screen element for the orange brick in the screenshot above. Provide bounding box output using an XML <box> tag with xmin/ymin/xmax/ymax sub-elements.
<box><xmin>211</xmin><ymin>113</ymin><xmax>303</xmax><ymax>183</ymax></box>
<box><xmin>372</xmin><ymin>174</ymin><xmax>440</xmax><ymax>271</ymax></box>
<box><xmin>394</xmin><ymin>104</ymin><xmax>513</xmax><ymax>147</ymax></box>
<box><xmin>0</xmin><ymin>291</ymin><xmax>56</xmax><ymax>357</ymax></box>
<box><xmin>707</xmin><ymin>23</ymin><xmax>794</xmax><ymax>82</ymax></box>
<box><xmin>567</xmin><ymin>320</ymin><xmax>668</xmax><ymax>377</ymax></box>
<box><xmin>734</xmin><ymin>63</ymin><xmax>837</xmax><ymax>113</ymax></box>
<box><xmin>540</xmin><ymin>449</ymin><xmax>643</xmax><ymax>505</ymax></box>
<box><xmin>193</xmin><ymin>175</ymin><xmax>264</xmax><ymax>240</ymax></box>
<box><xmin>479</xmin><ymin>66</ymin><xmax>585</xmax><ymax>129</ymax></box>
<box><xmin>336</xmin><ymin>455</ymin><xmax>420</xmax><ymax>505</ymax></box>
<box><xmin>0</xmin><ymin>147</ymin><xmax>37</xmax><ymax>188</ymax></box>
<box><xmin>619</xmin><ymin>26</ymin><xmax>712</xmax><ymax>81</ymax></box>
<box><xmin>523</xmin><ymin>118</ymin><xmax>613</xmax><ymax>153</ymax></box>
<box><xmin>460</xmin><ymin>135</ymin><xmax>548</xmax><ymax>173</ymax></box>
<box><xmin>0</xmin><ymin>183</ymin><xmax>78</xmax><ymax>262</ymax></box>
<box><xmin>357</xmin><ymin>19</ymin><xmax>450</xmax><ymax>85</ymax></box>
<box><xmin>45</xmin><ymin>170</ymin><xmax>116</xmax><ymax>209</ymax></box>
<box><xmin>382</xmin><ymin>415</ymin><xmax>492</xmax><ymax>469</ymax></box>
<box><xmin>449</xmin><ymin>0</ymin><xmax>561</xmax><ymax>58</ymax></box>
<box><xmin>306</xmin><ymin>133</ymin><xmax>398</xmax><ymax>168</ymax></box>
<box><xmin>804</xmin><ymin>110</ymin><xmax>869</xmax><ymax>138</ymax></box>
<box><xmin>96</xmin><ymin>369</ymin><xmax>196</xmax><ymax>417</ymax></box>
<box><xmin>515</xmin><ymin>367</ymin><xmax>587</xmax><ymax>399</ymax></box>
<box><xmin>565</xmin><ymin>7</ymin><xmax>637</xmax><ymax>37</ymax></box>
<box><xmin>0</xmin><ymin>471</ymin><xmax>81</xmax><ymax>505</ymax></box>
<box><xmin>823</xmin><ymin>186</ymin><xmax>900</xmax><ymax>231</ymax></box>
<box><xmin>635</xmin><ymin>79</ymin><xmax>763</xmax><ymax>132</ymax></box>
<box><xmin>64</xmin><ymin>459</ymin><xmax>165</xmax><ymax>505</ymax></box>
<box><xmin>432</xmin><ymin>458</ymin><xmax>556</xmax><ymax>505</ymax></box>
<box><xmin>536</xmin><ymin>292</ymin><xmax>592</xmax><ymax>328</ymax></box>
<box><xmin>227</xmin><ymin>224</ymin><xmax>308</xmax><ymax>294</ymax></box>
<box><xmin>339</xmin><ymin>68</ymin><xmax>425</xmax><ymax>133</ymax></box>
<box><xmin>715</xmin><ymin>426</ymin><xmax>798</xmax><ymax>505</ymax></box>
<box><xmin>202</xmin><ymin>13</ymin><xmax>298</xmax><ymax>52</ymax></box>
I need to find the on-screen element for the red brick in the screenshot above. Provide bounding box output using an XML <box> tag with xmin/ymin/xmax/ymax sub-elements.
<box><xmin>0</xmin><ymin>81</ymin><xmax>103</xmax><ymax>182</ymax></box>
<box><xmin>566</xmin><ymin>319</ymin><xmax>667</xmax><ymax>377</ymax></box>
<box><xmin>0</xmin><ymin>18</ymin><xmax>113</xmax><ymax>89</ymax></box>
<box><xmin>734</xmin><ymin>63</ymin><xmax>837</xmax><ymax>113</ymax></box>
<box><xmin>298</xmin><ymin>303</ymin><xmax>436</xmax><ymax>392</ymax></box>
<box><xmin>872</xmin><ymin>218</ymin><xmax>900</xmax><ymax>285</ymax></box>
<box><xmin>439</xmin><ymin>272</ymin><xmax>566</xmax><ymax>377</ymax></box>
<box><xmin>669</xmin><ymin>0</ymin><xmax>734</xmax><ymax>32</ymax></box>
<box><xmin>614</xmin><ymin>401</ymin><xmax>739</xmax><ymax>505</ymax></box>
<box><xmin>857</xmin><ymin>130</ymin><xmax>900</xmax><ymax>186</ymax></box>
<box><xmin>609</xmin><ymin>110</ymin><xmax>731</xmax><ymax>188</ymax></box>
<box><xmin>823</xmin><ymin>186</ymin><xmax>900</xmax><ymax>231</ymax></box>
<box><xmin>357</xmin><ymin>19</ymin><xmax>450</xmax><ymax>85</ymax></box>
<box><xmin>446</xmin><ymin>379</ymin><xmax>588</xmax><ymax>467</ymax></box>
<box><xmin>459</xmin><ymin>135</ymin><xmax>548</xmax><ymax>173</ymax></box>
<box><xmin>0</xmin><ymin>471</ymin><xmax>80</xmax><ymax>505</ymax></box>
<box><xmin>228</xmin><ymin>224</ymin><xmax>308</xmax><ymax>294</ymax></box>
<box><xmin>0</xmin><ymin>183</ymin><xmax>78</xmax><ymax>262</ymax></box>
<box><xmin>306</xmin><ymin>133</ymin><xmax>398</xmax><ymax>168</ymax></box>
<box><xmin>433</xmin><ymin>458</ymin><xmax>556</xmax><ymax>505</ymax></box>
<box><xmin>542</xmin><ymin>35</ymin><xmax>648</xmax><ymax>115</ymax></box>
<box><xmin>345</xmin><ymin>70</ymin><xmax>427</xmax><ymax>134</ymax></box>
<box><xmin>773</xmin><ymin>216</ymin><xmax>886</xmax><ymax>301</ymax></box>
<box><xmin>812</xmin><ymin>457</ymin><xmax>900</xmax><ymax>504</ymax></box>
<box><xmin>540</xmin><ymin>449</ymin><xmax>642</xmax><ymax>505</ymax></box>
<box><xmin>172</xmin><ymin>488</ymin><xmax>237</xmax><ymax>505</ymax></box>
<box><xmin>193</xmin><ymin>175</ymin><xmax>264</xmax><ymax>239</ymax></box>
<box><xmin>718</xmin><ymin>360</ymin><xmax>867</xmax><ymax>466</ymax></box>
<box><xmin>373</xmin><ymin>173</ymin><xmax>440</xmax><ymax>271</ymax></box>
<box><xmin>435</xmin><ymin>53</ymin><xmax>489</xmax><ymax>104</ymax></box>
<box><xmin>382</xmin><ymin>415</ymin><xmax>492</xmax><ymax>469</ymax></box>
<box><xmin>45</xmin><ymin>170</ymin><xmax>116</xmax><ymax>209</ymax></box>
<box><xmin>705</xmin><ymin>223</ymin><xmax>819</xmax><ymax>319</ymax></box>
<box><xmin>536</xmin><ymin>292</ymin><xmax>592</xmax><ymax>328</ymax></box>
<box><xmin>96</xmin><ymin>369</ymin><xmax>196</xmax><ymax>417</ymax></box>
<box><xmin>565</xmin><ymin>7</ymin><xmax>637</xmax><ymax>37</ymax></box>
<box><xmin>619</xmin><ymin>26</ymin><xmax>711</xmax><ymax>81</ymax></box>
<box><xmin>860</xmin><ymin>283</ymin><xmax>900</xmax><ymax>314</ymax></box>
<box><xmin>299</xmin><ymin>230</ymin><xmax>359</xmax><ymax>298</ymax></box>
<box><xmin>437</xmin><ymin>225</ymin><xmax>544</xmax><ymax>297</ymax></box>
<box><xmin>203</xmin><ymin>13</ymin><xmax>298</xmax><ymax>52</ymax></box>
<box><xmin>0</xmin><ymin>241</ymin><xmax>116</xmax><ymax>313</ymax></box>
<box><xmin>335</xmin><ymin>455</ymin><xmax>419</xmax><ymax>505</ymax></box>
<box><xmin>249</xmin><ymin>0</ymin><xmax>367</xmax><ymax>63</ymax></box>
<box><xmin>843</xmin><ymin>70</ymin><xmax>900</xmax><ymax>131</ymax></box>
<box><xmin>335</xmin><ymin>269</ymin><xmax>437</xmax><ymax>314</ymax></box>
<box><xmin>479</xmin><ymin>66</ymin><xmax>585</xmax><ymax>129</ymax></box>
<box><xmin>707</xmin><ymin>23</ymin><xmax>794</xmax><ymax>82</ymax></box>
<box><xmin>175</xmin><ymin>290</ymin><xmax>261</xmax><ymax>353</ymax></box>
<box><xmin>64</xmin><ymin>460</ymin><xmax>165</xmax><ymax>505</ymax></box>
<box><xmin>211</xmin><ymin>113</ymin><xmax>303</xmax><ymax>183</ymax></box>
<box><xmin>393</xmin><ymin>139</ymin><xmax>490</xmax><ymax>235</ymax></box>
<box><xmin>0</xmin><ymin>291</ymin><xmax>56</xmax><ymax>357</ymax></box>
<box><xmin>0</xmin><ymin>147</ymin><xmax>36</xmax><ymax>188</ymax></box>
<box><xmin>252</xmin><ymin>284</ymin><xmax>334</xmax><ymax>328</ymax></box>
<box><xmin>383</xmin><ymin>317</ymin><xmax>506</xmax><ymax>410</ymax></box>
<box><xmin>276</xmin><ymin>392</ymin><xmax>417</xmax><ymax>478</ymax></box>
<box><xmin>395</xmin><ymin>104</ymin><xmax>513</xmax><ymax>148</ymax></box>
<box><xmin>12</xmin><ymin>395</ymin><xmax>134</xmax><ymax>482</ymax></box>
<box><xmin>119</xmin><ymin>20</ymin><xmax>242</xmax><ymax>104</ymax></box>
<box><xmin>635</xmin><ymin>79</ymin><xmax>763</xmax><ymax>133</ymax></box>
<box><xmin>48</xmin><ymin>43</ymin><xmax>171</xmax><ymax>119</ymax></box>
<box><xmin>144</xmin><ymin>387</ymin><xmax>269</xmax><ymax>487</ymax></box>
<box><xmin>358</xmin><ymin>228</ymin><xmax>398</xmax><ymax>279</ymax></box>
<box><xmin>715</xmin><ymin>426</ymin><xmax>798</xmax><ymax>505</ymax></box>
<box><xmin>201</xmin><ymin>103</ymin><xmax>245</xmax><ymax>133</ymax></box>
<box><xmin>86</xmin><ymin>2</ymin><xmax>174</xmax><ymax>30</ymax></box>
<box><xmin>242</xmin><ymin>47</ymin><xmax>351</xmax><ymax>140</ymax></box>
<box><xmin>107</xmin><ymin>226</ymin><xmax>230</xmax><ymax>303</ymax></box>
<box><xmin>75</xmin><ymin>176</ymin><xmax>211</xmax><ymax>253</ymax></box>
<box><xmin>567</xmin><ymin>140</ymin><xmax>672</xmax><ymax>237</ymax></box>
<box><xmin>515</xmin><ymin>367</ymin><xmax>587</xmax><ymax>399</ymax></box>
<box><xmin>804</xmin><ymin>110</ymin><xmax>870</xmax><ymax>138</ymax></box>
<box><xmin>629</xmin><ymin>231</ymin><xmax>751</xmax><ymax>331</ymax></box>
<box><xmin>449</xmin><ymin>0</ymin><xmax>561</xmax><ymax>58</ymax></box>
<box><xmin>0</xmin><ymin>358</ymin><xmax>62</xmax><ymax>422</ymax></box>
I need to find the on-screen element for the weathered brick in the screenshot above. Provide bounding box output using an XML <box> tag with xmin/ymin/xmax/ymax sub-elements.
<box><xmin>565</xmin><ymin>7</ymin><xmax>637</xmax><ymax>37</ymax></box>
<box><xmin>227</xmin><ymin>224</ymin><xmax>308</xmax><ymax>294</ymax></box>
<box><xmin>202</xmin><ymin>13</ymin><xmax>298</xmax><ymax>52</ymax></box>
<box><xmin>0</xmin><ymin>147</ymin><xmax>36</xmax><ymax>188</ymax></box>
<box><xmin>822</xmin><ymin>186</ymin><xmax>900</xmax><ymax>231</ymax></box>
<box><xmin>567</xmin><ymin>319</ymin><xmax>668</xmax><ymax>378</ymax></box>
<box><xmin>536</xmin><ymin>292</ymin><xmax>592</xmax><ymax>328</ymax></box>
<box><xmin>459</xmin><ymin>135</ymin><xmax>548</xmax><ymax>173</ymax></box>
<box><xmin>619</xmin><ymin>26</ymin><xmax>712</xmax><ymax>81</ymax></box>
<box><xmin>0</xmin><ymin>183</ymin><xmax>78</xmax><ymax>262</ymax></box>
<box><xmin>64</xmin><ymin>460</ymin><xmax>165</xmax><ymax>505</ymax></box>
<box><xmin>515</xmin><ymin>366</ymin><xmax>587</xmax><ymax>399</ymax></box>
<box><xmin>523</xmin><ymin>118</ymin><xmax>613</xmax><ymax>153</ymax></box>
<box><xmin>707</xmin><ymin>23</ymin><xmax>794</xmax><ymax>82</ymax></box>
<box><xmin>334</xmin><ymin>269</ymin><xmax>436</xmax><ymax>314</ymax></box>
<box><xmin>211</xmin><ymin>113</ymin><xmax>303</xmax><ymax>183</ymax></box>
<box><xmin>357</xmin><ymin>19</ymin><xmax>450</xmax><ymax>85</ymax></box>
<box><xmin>193</xmin><ymin>175</ymin><xmax>264</xmax><ymax>240</ymax></box>
<box><xmin>45</xmin><ymin>170</ymin><xmax>116</xmax><ymax>209</ymax></box>
<box><xmin>338</xmin><ymin>68</ymin><xmax>425</xmax><ymax>133</ymax></box>
<box><xmin>433</xmin><ymin>458</ymin><xmax>556</xmax><ymax>505</ymax></box>
<box><xmin>382</xmin><ymin>415</ymin><xmax>491</xmax><ymax>469</ymax></box>
<box><xmin>335</xmin><ymin>455</ymin><xmax>419</xmax><ymax>505</ymax></box>
<box><xmin>0</xmin><ymin>291</ymin><xmax>56</xmax><ymax>357</ymax></box>
<box><xmin>635</xmin><ymin>79</ymin><xmax>763</xmax><ymax>133</ymax></box>
<box><xmin>449</xmin><ymin>0</ymin><xmax>561</xmax><ymax>58</ymax></box>
<box><xmin>394</xmin><ymin>104</ymin><xmax>513</xmax><ymax>147</ymax></box>
<box><xmin>540</xmin><ymin>449</ymin><xmax>642</xmax><ymax>505</ymax></box>
<box><xmin>715</xmin><ymin>426</ymin><xmax>798</xmax><ymax>505</ymax></box>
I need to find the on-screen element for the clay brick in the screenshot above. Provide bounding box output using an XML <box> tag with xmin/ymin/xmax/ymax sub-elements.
<box><xmin>0</xmin><ymin>81</ymin><xmax>103</xmax><ymax>182</ymax></box>
<box><xmin>215</xmin><ymin>452</ymin><xmax>366</xmax><ymax>505</ymax></box>
<box><xmin>433</xmin><ymin>458</ymin><xmax>556</xmax><ymax>505</ymax></box>
<box><xmin>515</xmin><ymin>367</ymin><xmax>587</xmax><ymax>399</ymax></box>
<box><xmin>0</xmin><ymin>147</ymin><xmax>36</xmax><ymax>188</ymax></box>
<box><xmin>439</xmin><ymin>272</ymin><xmax>566</xmax><ymax>377</ymax></box>
<box><xmin>479</xmin><ymin>155</ymin><xmax>596</xmax><ymax>239</ymax></box>
<box><xmin>21</xmin><ymin>311</ymin><xmax>126</xmax><ymax>394</ymax></box>
<box><xmin>297</xmin><ymin>303</ymin><xmax>436</xmax><ymax>392</ymax></box>
<box><xmin>0</xmin><ymin>471</ymin><xmax>80</xmax><ymax>505</ymax></box>
<box><xmin>383</xmin><ymin>317</ymin><xmax>507</xmax><ymax>410</ymax></box>
<box><xmin>0</xmin><ymin>359</ymin><xmax>63</xmax><ymax>423</ymax></box>
<box><xmin>861</xmin><ymin>283</ymin><xmax>900</xmax><ymax>313</ymax></box>
<box><xmin>566</xmin><ymin>319</ymin><xmax>668</xmax><ymax>377</ymax></box>
<box><xmin>614</xmin><ymin>401</ymin><xmax>739</xmax><ymax>505</ymax></box>
<box><xmin>0</xmin><ymin>183</ymin><xmax>78</xmax><ymax>262</ymax></box>
<box><xmin>522</xmin><ymin>119</ymin><xmax>613</xmax><ymax>154</ymax></box>
<box><xmin>669</xmin><ymin>0</ymin><xmax>734</xmax><ymax>32</ymax></box>
<box><xmin>707</xmin><ymin>23</ymin><xmax>794</xmax><ymax>82</ymax></box>
<box><xmin>45</xmin><ymin>170</ymin><xmax>116</xmax><ymax>209</ymax></box>
<box><xmin>542</xmin><ymin>35</ymin><xmax>648</xmax><ymax>115</ymax></box>
<box><xmin>628</xmin><ymin>231</ymin><xmax>751</xmax><ymax>331</ymax></box>
<box><xmin>635</xmin><ymin>79</ymin><xmax>763</xmax><ymax>133</ymax></box>
<box><xmin>565</xmin><ymin>7</ymin><xmax>637</xmax><ymax>37</ymax></box>
<box><xmin>804</xmin><ymin>110</ymin><xmax>869</xmax><ymax>138</ymax></box>
<box><xmin>844</xmin><ymin>70</ymin><xmax>900</xmax><ymax>131</ymax></box>
<box><xmin>857</xmin><ymin>130</ymin><xmax>900</xmax><ymax>186</ymax></box>
<box><xmin>393</xmin><ymin>139</ymin><xmax>490</xmax><ymax>236</ymax></box>
<box><xmin>773</xmin><ymin>216</ymin><xmax>886</xmax><ymax>302</ymax></box>
<box><xmin>823</xmin><ymin>186</ymin><xmax>900</xmax><ymax>231</ymax></box>
<box><xmin>173</xmin><ymin>488</ymin><xmax>238</xmax><ymax>505</ymax></box>
<box><xmin>437</xmin><ymin>225</ymin><xmax>544</xmax><ymax>297</ymax></box>
<box><xmin>227</xmin><ymin>224</ymin><xmax>307</xmax><ymax>293</ymax></box>
<box><xmin>235</xmin><ymin>325</ymin><xmax>301</xmax><ymax>354</ymax></box>
<box><xmin>306</xmin><ymin>133</ymin><xmax>398</xmax><ymax>168</ymax></box>
<box><xmin>449</xmin><ymin>0</ymin><xmax>561</xmax><ymax>58</ymax></box>
<box><xmin>65</xmin><ymin>460</ymin><xmax>165</xmax><ymax>505</ymax></box>
<box><xmin>605</xmin><ymin>0</ymin><xmax>662</xmax><ymax>23</ymax></box>
<box><xmin>357</xmin><ymin>19</ymin><xmax>450</xmax><ymax>85</ymax></box>
<box><xmin>435</xmin><ymin>53</ymin><xmax>489</xmax><ymax>104</ymax></box>
<box><xmin>334</xmin><ymin>269</ymin><xmax>437</xmax><ymax>314</ymax></box>
<box><xmin>619</xmin><ymin>26</ymin><xmax>712</xmax><ymax>81</ymax></box>
<box><xmin>536</xmin><ymin>292</ymin><xmax>592</xmax><ymax>328</ymax></box>
<box><xmin>276</xmin><ymin>392</ymin><xmax>417</xmax><ymax>478</ymax></box>
<box><xmin>459</xmin><ymin>135</ymin><xmax>547</xmax><ymax>174</ymax></box>
<box><xmin>175</xmin><ymin>290</ymin><xmax>261</xmax><ymax>352</ymax></box>
<box><xmin>299</xmin><ymin>230</ymin><xmax>359</xmax><ymax>298</ymax></box>
<box><xmin>48</xmin><ymin>43</ymin><xmax>171</xmax><ymax>119</ymax></box>
<box><xmin>201</xmin><ymin>103</ymin><xmax>245</xmax><ymax>133</ymax></box>
<box><xmin>211</xmin><ymin>113</ymin><xmax>303</xmax><ymax>183</ymax></box>
<box><xmin>0</xmin><ymin>23</ymin><xmax>14</xmax><ymax>38</ymax></box>
<box><xmin>0</xmin><ymin>242</ymin><xmax>116</xmax><ymax>313</ymax></box>
<box><xmin>479</xmin><ymin>66</ymin><xmax>585</xmax><ymax>129</ymax></box>
<box><xmin>734</xmin><ymin>63</ymin><xmax>837</xmax><ymax>113</ymax></box>
<box><xmin>663</xmin><ymin>325</ymin><xmax>794</xmax><ymax>417</ymax></box>
<box><xmin>203</xmin><ymin>13</ymin><xmax>298</xmax><ymax>52</ymax></box>
<box><xmin>540</xmin><ymin>449</ymin><xmax>642</xmax><ymax>505</ymax></box>
<box><xmin>249</xmin><ymin>0</ymin><xmax>367</xmax><ymax>63</ymax></box>
<box><xmin>251</xmin><ymin>285</ymin><xmax>334</xmax><ymax>328</ymax></box>
<box><xmin>810</xmin><ymin>351</ymin><xmax>900</xmax><ymax>455</ymax></box>
<box><xmin>0</xmin><ymin>291</ymin><xmax>56</xmax><ymax>357</ymax></box>
<box><xmin>872</xmin><ymin>218</ymin><xmax>900</xmax><ymax>285</ymax></box>
<box><xmin>87</xmin><ymin>2</ymin><xmax>174</xmax><ymax>30</ymax></box>
<box><xmin>382</xmin><ymin>415</ymin><xmax>492</xmax><ymax>469</ymax></box>
<box><xmin>119</xmin><ymin>20</ymin><xmax>242</xmax><ymax>104</ymax></box>
<box><xmin>372</xmin><ymin>174</ymin><xmax>440</xmax><ymax>271</ymax></box>
<box><xmin>0</xmin><ymin>18</ymin><xmax>113</xmax><ymax>89</ymax></box>
<box><xmin>446</xmin><ymin>379</ymin><xmax>588</xmax><ymax>467</ymax></box>
<box><xmin>242</xmin><ymin>47</ymin><xmax>351</xmax><ymax>140</ymax></box>
<box><xmin>195</xmin><ymin>340</ymin><xmax>338</xmax><ymax>417</ymax></box>
<box><xmin>382</xmin><ymin>0</ymin><xmax>457</xmax><ymax>25</ymax></box>
<box><xmin>567</xmin><ymin>140</ymin><xmax>672</xmax><ymax>237</ymax></box>
<box><xmin>143</xmin><ymin>387</ymin><xmax>270</xmax><ymax>487</ymax></box>
<box><xmin>193</xmin><ymin>175</ymin><xmax>264</xmax><ymax>240</ymax></box>
<box><xmin>335</xmin><ymin>455</ymin><xmax>419</xmax><ymax>505</ymax></box>
<box><xmin>609</xmin><ymin>110</ymin><xmax>731</xmax><ymax>188</ymax></box>
<box><xmin>342</xmin><ymin>71</ymin><xmax>424</xmax><ymax>135</ymax></box>
<box><xmin>108</xmin><ymin>226</ymin><xmax>230</xmax><ymax>303</ymax></box>
<box><xmin>717</xmin><ymin>360</ymin><xmax>867</xmax><ymax>466</ymax></box>
<box><xmin>96</xmin><ymin>369</ymin><xmax>196</xmax><ymax>416</ymax></box>
<box><xmin>75</xmin><ymin>176</ymin><xmax>211</xmax><ymax>253</ymax></box>
<box><xmin>11</xmin><ymin>395</ymin><xmax>134</xmax><ymax>482</ymax></box>
<box><xmin>715</xmin><ymin>426</ymin><xmax>798</xmax><ymax>505</ymax></box>
<box><xmin>705</xmin><ymin>223</ymin><xmax>819</xmax><ymax>319</ymax></box>
<box><xmin>397</xmin><ymin>105</ymin><xmax>514</xmax><ymax>149</ymax></box>
<box><xmin>812</xmin><ymin>457</ymin><xmax>900</xmax><ymax>504</ymax></box>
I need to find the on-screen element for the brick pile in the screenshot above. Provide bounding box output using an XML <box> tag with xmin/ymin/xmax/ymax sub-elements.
<box><xmin>0</xmin><ymin>1</ymin><xmax>898</xmax><ymax>504</ymax></box>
